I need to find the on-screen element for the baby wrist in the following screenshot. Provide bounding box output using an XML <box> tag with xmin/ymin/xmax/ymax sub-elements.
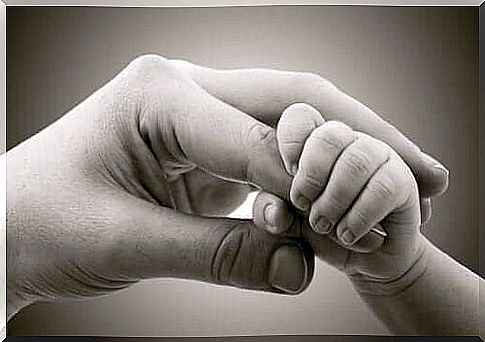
<box><xmin>349</xmin><ymin>236</ymin><xmax>430</xmax><ymax>296</ymax></box>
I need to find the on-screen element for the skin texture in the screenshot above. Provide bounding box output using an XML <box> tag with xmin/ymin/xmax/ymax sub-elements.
<box><xmin>6</xmin><ymin>55</ymin><xmax>315</xmax><ymax>320</ymax></box>
<box><xmin>6</xmin><ymin>54</ymin><xmax>449</xmax><ymax>322</ymax></box>
<box><xmin>252</xmin><ymin>104</ymin><xmax>482</xmax><ymax>335</ymax></box>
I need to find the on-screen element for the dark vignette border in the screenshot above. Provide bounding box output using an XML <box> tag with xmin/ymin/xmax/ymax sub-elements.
<box><xmin>2</xmin><ymin>336</ymin><xmax>485</xmax><ymax>342</ymax></box>
<box><xmin>4</xmin><ymin>4</ymin><xmax>484</xmax><ymax>342</ymax></box>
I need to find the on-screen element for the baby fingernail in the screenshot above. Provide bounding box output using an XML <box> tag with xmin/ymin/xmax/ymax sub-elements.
<box><xmin>269</xmin><ymin>245</ymin><xmax>307</xmax><ymax>294</ymax></box>
<box><xmin>313</xmin><ymin>216</ymin><xmax>331</xmax><ymax>234</ymax></box>
<box><xmin>340</xmin><ymin>229</ymin><xmax>355</xmax><ymax>245</ymax></box>
<box><xmin>296</xmin><ymin>195</ymin><xmax>310</xmax><ymax>211</ymax></box>
<box><xmin>289</xmin><ymin>164</ymin><xmax>298</xmax><ymax>176</ymax></box>
<box><xmin>264</xmin><ymin>204</ymin><xmax>278</xmax><ymax>228</ymax></box>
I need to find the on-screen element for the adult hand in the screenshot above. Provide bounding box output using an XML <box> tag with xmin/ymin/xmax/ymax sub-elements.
<box><xmin>6</xmin><ymin>55</ymin><xmax>314</xmax><ymax>321</ymax></box>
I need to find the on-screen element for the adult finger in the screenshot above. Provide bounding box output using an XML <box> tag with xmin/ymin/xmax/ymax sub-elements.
<box><xmin>170</xmin><ymin>60</ymin><xmax>448</xmax><ymax>198</ymax></box>
<box><xmin>104</xmin><ymin>190</ymin><xmax>314</xmax><ymax>295</ymax></box>
<box><xmin>276</xmin><ymin>103</ymin><xmax>324</xmax><ymax>176</ymax></box>
<box><xmin>134</xmin><ymin>56</ymin><xmax>292</xmax><ymax>201</ymax></box>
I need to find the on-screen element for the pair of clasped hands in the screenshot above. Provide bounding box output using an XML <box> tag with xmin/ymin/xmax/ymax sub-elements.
<box><xmin>9</xmin><ymin>55</ymin><xmax>478</xmax><ymax>335</ymax></box>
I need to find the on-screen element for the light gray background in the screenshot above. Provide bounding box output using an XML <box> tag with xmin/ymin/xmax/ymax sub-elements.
<box><xmin>7</xmin><ymin>6</ymin><xmax>478</xmax><ymax>336</ymax></box>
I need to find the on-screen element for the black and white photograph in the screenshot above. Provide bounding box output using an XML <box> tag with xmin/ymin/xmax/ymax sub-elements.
<box><xmin>2</xmin><ymin>1</ymin><xmax>484</xmax><ymax>341</ymax></box>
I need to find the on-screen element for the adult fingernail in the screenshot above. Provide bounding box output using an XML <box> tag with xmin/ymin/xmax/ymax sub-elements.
<box><xmin>269</xmin><ymin>245</ymin><xmax>307</xmax><ymax>294</ymax></box>
<box><xmin>423</xmin><ymin>153</ymin><xmax>449</xmax><ymax>181</ymax></box>
<box><xmin>313</xmin><ymin>216</ymin><xmax>331</xmax><ymax>234</ymax></box>
<box><xmin>296</xmin><ymin>195</ymin><xmax>310</xmax><ymax>211</ymax></box>
<box><xmin>432</xmin><ymin>162</ymin><xmax>449</xmax><ymax>180</ymax></box>
<box><xmin>340</xmin><ymin>229</ymin><xmax>355</xmax><ymax>245</ymax></box>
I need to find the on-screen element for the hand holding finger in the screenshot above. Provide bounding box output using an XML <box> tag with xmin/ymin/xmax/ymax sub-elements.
<box><xmin>170</xmin><ymin>60</ymin><xmax>448</xmax><ymax>199</ymax></box>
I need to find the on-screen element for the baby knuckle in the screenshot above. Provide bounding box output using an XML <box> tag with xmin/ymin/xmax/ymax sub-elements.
<box><xmin>342</xmin><ymin>150</ymin><xmax>372</xmax><ymax>177</ymax></box>
<box><xmin>247</xmin><ymin>123</ymin><xmax>275</xmax><ymax>149</ymax></box>
<box><xmin>371</xmin><ymin>176</ymin><xmax>395</xmax><ymax>199</ymax></box>
<box><xmin>301</xmin><ymin>170</ymin><xmax>325</xmax><ymax>189</ymax></box>
<box><xmin>313</xmin><ymin>122</ymin><xmax>353</xmax><ymax>150</ymax></box>
<box><xmin>279</xmin><ymin>124</ymin><xmax>313</xmax><ymax>145</ymax></box>
<box><xmin>359</xmin><ymin>136</ymin><xmax>389</xmax><ymax>157</ymax></box>
<box><xmin>350</xmin><ymin>208</ymin><xmax>372</xmax><ymax>232</ymax></box>
<box><xmin>317</xmin><ymin>191</ymin><xmax>348</xmax><ymax>218</ymax></box>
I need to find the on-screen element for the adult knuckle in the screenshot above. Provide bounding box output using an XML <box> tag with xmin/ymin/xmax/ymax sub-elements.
<box><xmin>127</xmin><ymin>54</ymin><xmax>187</xmax><ymax>84</ymax></box>
<box><xmin>291</xmin><ymin>72</ymin><xmax>320</xmax><ymax>87</ymax></box>
<box><xmin>302</xmin><ymin>71</ymin><xmax>322</xmax><ymax>83</ymax></box>
<box><xmin>129</xmin><ymin>54</ymin><xmax>167</xmax><ymax>73</ymax></box>
<box><xmin>212</xmin><ymin>223</ymin><xmax>251</xmax><ymax>284</ymax></box>
<box><xmin>315</xmin><ymin>76</ymin><xmax>338</xmax><ymax>93</ymax></box>
<box><xmin>301</xmin><ymin>72</ymin><xmax>335</xmax><ymax>90</ymax></box>
<box><xmin>294</xmin><ymin>72</ymin><xmax>339</xmax><ymax>101</ymax></box>
<box><xmin>133</xmin><ymin>53</ymin><xmax>166</xmax><ymax>65</ymax></box>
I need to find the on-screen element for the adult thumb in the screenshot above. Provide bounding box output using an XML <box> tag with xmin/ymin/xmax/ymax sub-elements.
<box><xmin>103</xmin><ymin>191</ymin><xmax>314</xmax><ymax>295</ymax></box>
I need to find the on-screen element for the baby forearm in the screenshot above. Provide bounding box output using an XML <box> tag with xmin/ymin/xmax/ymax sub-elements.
<box><xmin>353</xmin><ymin>236</ymin><xmax>480</xmax><ymax>335</ymax></box>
